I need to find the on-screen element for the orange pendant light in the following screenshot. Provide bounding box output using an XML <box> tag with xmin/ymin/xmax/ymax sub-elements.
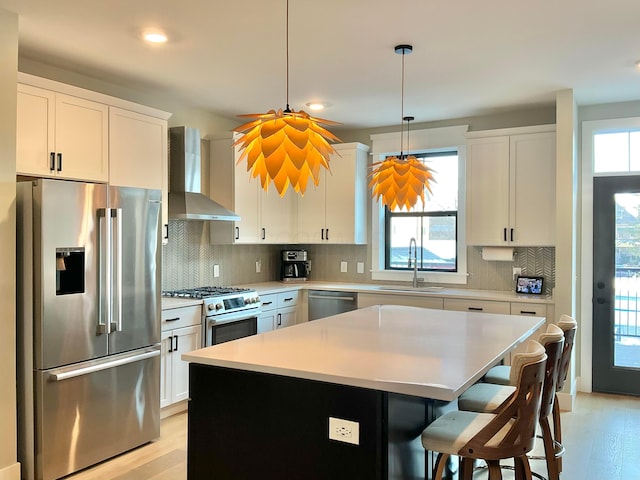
<box><xmin>369</xmin><ymin>45</ymin><xmax>436</xmax><ymax>211</ymax></box>
<box><xmin>233</xmin><ymin>0</ymin><xmax>340</xmax><ymax>197</ymax></box>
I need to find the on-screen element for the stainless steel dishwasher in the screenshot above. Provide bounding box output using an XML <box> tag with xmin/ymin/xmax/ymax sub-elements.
<box><xmin>307</xmin><ymin>290</ymin><xmax>358</xmax><ymax>320</ymax></box>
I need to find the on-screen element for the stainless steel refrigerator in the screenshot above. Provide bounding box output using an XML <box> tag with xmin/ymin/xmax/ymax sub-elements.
<box><xmin>16</xmin><ymin>179</ymin><xmax>162</xmax><ymax>480</ymax></box>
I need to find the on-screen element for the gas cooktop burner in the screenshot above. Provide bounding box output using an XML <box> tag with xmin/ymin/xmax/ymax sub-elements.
<box><xmin>162</xmin><ymin>286</ymin><xmax>252</xmax><ymax>299</ymax></box>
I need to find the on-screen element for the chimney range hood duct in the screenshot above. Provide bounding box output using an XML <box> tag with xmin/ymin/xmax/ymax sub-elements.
<box><xmin>168</xmin><ymin>126</ymin><xmax>240</xmax><ymax>221</ymax></box>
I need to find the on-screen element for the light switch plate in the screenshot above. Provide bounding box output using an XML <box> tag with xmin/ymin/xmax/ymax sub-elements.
<box><xmin>340</xmin><ymin>261</ymin><xmax>348</xmax><ymax>273</ymax></box>
<box><xmin>357</xmin><ymin>262</ymin><xmax>365</xmax><ymax>274</ymax></box>
<box><xmin>213</xmin><ymin>264</ymin><xmax>220</xmax><ymax>277</ymax></box>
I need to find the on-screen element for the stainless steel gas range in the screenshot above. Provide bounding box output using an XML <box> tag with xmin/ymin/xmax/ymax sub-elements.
<box><xmin>163</xmin><ymin>287</ymin><xmax>261</xmax><ymax>346</ymax></box>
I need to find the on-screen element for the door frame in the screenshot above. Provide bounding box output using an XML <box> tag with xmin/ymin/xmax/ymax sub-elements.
<box><xmin>581</xmin><ymin>117</ymin><xmax>640</xmax><ymax>393</ymax></box>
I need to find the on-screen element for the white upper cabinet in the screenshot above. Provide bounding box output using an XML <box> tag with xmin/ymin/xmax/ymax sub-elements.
<box><xmin>466</xmin><ymin>125</ymin><xmax>556</xmax><ymax>246</ymax></box>
<box><xmin>109</xmin><ymin>107</ymin><xmax>168</xmax><ymax>242</ymax></box>
<box><xmin>17</xmin><ymin>83</ymin><xmax>109</xmax><ymax>182</ymax></box>
<box><xmin>209</xmin><ymin>134</ymin><xmax>294</xmax><ymax>244</ymax></box>
<box><xmin>296</xmin><ymin>142</ymin><xmax>369</xmax><ymax>244</ymax></box>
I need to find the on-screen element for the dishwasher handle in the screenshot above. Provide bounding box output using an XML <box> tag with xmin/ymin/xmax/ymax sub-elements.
<box><xmin>308</xmin><ymin>294</ymin><xmax>356</xmax><ymax>302</ymax></box>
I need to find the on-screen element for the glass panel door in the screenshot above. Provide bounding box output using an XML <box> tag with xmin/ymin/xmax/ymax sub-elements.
<box><xmin>593</xmin><ymin>176</ymin><xmax>640</xmax><ymax>395</ymax></box>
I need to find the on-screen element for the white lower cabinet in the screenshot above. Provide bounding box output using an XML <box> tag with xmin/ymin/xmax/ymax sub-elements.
<box><xmin>160</xmin><ymin>305</ymin><xmax>202</xmax><ymax>408</ymax></box>
<box><xmin>258</xmin><ymin>291</ymin><xmax>299</xmax><ymax>333</ymax></box>
<box><xmin>443</xmin><ymin>298</ymin><xmax>511</xmax><ymax>315</ymax></box>
<box><xmin>357</xmin><ymin>293</ymin><xmax>444</xmax><ymax>310</ymax></box>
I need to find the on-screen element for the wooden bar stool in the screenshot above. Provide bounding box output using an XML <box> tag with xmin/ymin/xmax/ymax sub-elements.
<box><xmin>552</xmin><ymin>315</ymin><xmax>577</xmax><ymax>474</ymax></box>
<box><xmin>457</xmin><ymin>324</ymin><xmax>565</xmax><ymax>480</ymax></box>
<box><xmin>421</xmin><ymin>340</ymin><xmax>547</xmax><ymax>480</ymax></box>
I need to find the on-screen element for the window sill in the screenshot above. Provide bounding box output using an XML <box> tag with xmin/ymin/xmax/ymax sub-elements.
<box><xmin>371</xmin><ymin>270</ymin><xmax>469</xmax><ymax>285</ymax></box>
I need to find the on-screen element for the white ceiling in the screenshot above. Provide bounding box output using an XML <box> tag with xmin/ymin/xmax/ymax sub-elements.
<box><xmin>2</xmin><ymin>0</ymin><xmax>640</xmax><ymax>131</ymax></box>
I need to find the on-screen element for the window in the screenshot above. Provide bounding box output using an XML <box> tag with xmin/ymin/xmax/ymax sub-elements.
<box><xmin>594</xmin><ymin>130</ymin><xmax>640</xmax><ymax>173</ymax></box>
<box><xmin>385</xmin><ymin>152</ymin><xmax>458</xmax><ymax>272</ymax></box>
<box><xmin>369</xmin><ymin>125</ymin><xmax>469</xmax><ymax>284</ymax></box>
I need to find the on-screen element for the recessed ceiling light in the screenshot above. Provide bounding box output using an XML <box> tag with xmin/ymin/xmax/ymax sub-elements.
<box><xmin>306</xmin><ymin>102</ymin><xmax>326</xmax><ymax>111</ymax></box>
<box><xmin>143</xmin><ymin>31</ymin><xmax>168</xmax><ymax>44</ymax></box>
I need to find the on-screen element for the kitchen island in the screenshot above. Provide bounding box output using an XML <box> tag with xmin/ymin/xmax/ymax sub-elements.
<box><xmin>183</xmin><ymin>305</ymin><xmax>544</xmax><ymax>479</ymax></box>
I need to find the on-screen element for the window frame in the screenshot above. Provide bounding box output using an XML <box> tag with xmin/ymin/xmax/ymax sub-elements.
<box><xmin>369</xmin><ymin>125</ymin><xmax>469</xmax><ymax>284</ymax></box>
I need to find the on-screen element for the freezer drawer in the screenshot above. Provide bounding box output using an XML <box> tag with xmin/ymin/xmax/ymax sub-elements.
<box><xmin>34</xmin><ymin>346</ymin><xmax>160</xmax><ymax>480</ymax></box>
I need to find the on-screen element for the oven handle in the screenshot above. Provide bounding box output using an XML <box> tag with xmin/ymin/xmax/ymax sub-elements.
<box><xmin>207</xmin><ymin>309</ymin><xmax>262</xmax><ymax>326</ymax></box>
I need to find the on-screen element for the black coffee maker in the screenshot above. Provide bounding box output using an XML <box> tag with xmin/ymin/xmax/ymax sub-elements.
<box><xmin>281</xmin><ymin>250</ymin><xmax>310</xmax><ymax>282</ymax></box>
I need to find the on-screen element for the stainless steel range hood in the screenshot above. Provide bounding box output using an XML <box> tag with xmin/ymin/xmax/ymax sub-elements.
<box><xmin>168</xmin><ymin>126</ymin><xmax>240</xmax><ymax>221</ymax></box>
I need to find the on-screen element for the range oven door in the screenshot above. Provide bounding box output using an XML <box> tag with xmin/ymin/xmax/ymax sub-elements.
<box><xmin>206</xmin><ymin>311</ymin><xmax>259</xmax><ymax>346</ymax></box>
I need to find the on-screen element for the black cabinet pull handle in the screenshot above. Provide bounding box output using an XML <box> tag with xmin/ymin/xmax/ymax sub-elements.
<box><xmin>168</xmin><ymin>336</ymin><xmax>174</xmax><ymax>353</ymax></box>
<box><xmin>321</xmin><ymin>229</ymin><xmax>325</xmax><ymax>240</ymax></box>
<box><xmin>174</xmin><ymin>335</ymin><xmax>178</xmax><ymax>351</ymax></box>
<box><xmin>503</xmin><ymin>228</ymin><xmax>507</xmax><ymax>242</ymax></box>
<box><xmin>519</xmin><ymin>310</ymin><xmax>536</xmax><ymax>315</ymax></box>
<box><xmin>468</xmin><ymin>307</ymin><xmax>483</xmax><ymax>312</ymax></box>
<box><xmin>326</xmin><ymin>228</ymin><xmax>329</xmax><ymax>240</ymax></box>
<box><xmin>57</xmin><ymin>153</ymin><xmax>63</xmax><ymax>171</ymax></box>
<box><xmin>283</xmin><ymin>297</ymin><xmax>293</xmax><ymax>302</ymax></box>
<box><xmin>163</xmin><ymin>224</ymin><xmax>169</xmax><ymax>241</ymax></box>
<box><xmin>235</xmin><ymin>226</ymin><xmax>240</xmax><ymax>240</ymax></box>
<box><xmin>165</xmin><ymin>317</ymin><xmax>180</xmax><ymax>322</ymax></box>
<box><xmin>510</xmin><ymin>228</ymin><xmax>514</xmax><ymax>242</ymax></box>
<box><xmin>277</xmin><ymin>313</ymin><xmax>282</xmax><ymax>326</ymax></box>
<box><xmin>261</xmin><ymin>227</ymin><xmax>266</xmax><ymax>240</ymax></box>
<box><xmin>262</xmin><ymin>301</ymin><xmax>273</xmax><ymax>306</ymax></box>
<box><xmin>50</xmin><ymin>152</ymin><xmax>56</xmax><ymax>171</ymax></box>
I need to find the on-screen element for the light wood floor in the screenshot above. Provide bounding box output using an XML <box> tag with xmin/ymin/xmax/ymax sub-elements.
<box><xmin>65</xmin><ymin>392</ymin><xmax>640</xmax><ymax>480</ymax></box>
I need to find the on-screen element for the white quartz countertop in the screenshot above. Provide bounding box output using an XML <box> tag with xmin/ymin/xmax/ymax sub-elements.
<box><xmin>183</xmin><ymin>305</ymin><xmax>544</xmax><ymax>401</ymax></box>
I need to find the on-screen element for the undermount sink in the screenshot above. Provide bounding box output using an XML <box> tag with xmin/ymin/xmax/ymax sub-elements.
<box><xmin>374</xmin><ymin>286</ymin><xmax>444</xmax><ymax>292</ymax></box>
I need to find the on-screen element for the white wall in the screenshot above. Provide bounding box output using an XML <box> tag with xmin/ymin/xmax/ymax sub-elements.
<box><xmin>0</xmin><ymin>9</ymin><xmax>19</xmax><ymax>480</ymax></box>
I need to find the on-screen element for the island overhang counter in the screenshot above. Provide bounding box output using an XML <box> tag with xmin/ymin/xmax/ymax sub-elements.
<box><xmin>183</xmin><ymin>305</ymin><xmax>544</xmax><ymax>479</ymax></box>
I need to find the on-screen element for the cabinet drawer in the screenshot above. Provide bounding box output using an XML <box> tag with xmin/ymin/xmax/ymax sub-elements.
<box><xmin>277</xmin><ymin>291</ymin><xmax>299</xmax><ymax>309</ymax></box>
<box><xmin>443</xmin><ymin>298</ymin><xmax>510</xmax><ymax>315</ymax></box>
<box><xmin>510</xmin><ymin>303</ymin><xmax>546</xmax><ymax>317</ymax></box>
<box><xmin>259</xmin><ymin>293</ymin><xmax>278</xmax><ymax>312</ymax></box>
<box><xmin>161</xmin><ymin>305</ymin><xmax>201</xmax><ymax>331</ymax></box>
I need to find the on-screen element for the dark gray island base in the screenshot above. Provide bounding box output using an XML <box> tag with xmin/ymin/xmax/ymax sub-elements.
<box><xmin>187</xmin><ymin>363</ymin><xmax>448</xmax><ymax>480</ymax></box>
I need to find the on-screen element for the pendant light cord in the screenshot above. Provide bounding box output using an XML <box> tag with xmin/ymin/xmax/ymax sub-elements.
<box><xmin>400</xmin><ymin>50</ymin><xmax>406</xmax><ymax>159</ymax></box>
<box><xmin>285</xmin><ymin>0</ymin><xmax>290</xmax><ymax>112</ymax></box>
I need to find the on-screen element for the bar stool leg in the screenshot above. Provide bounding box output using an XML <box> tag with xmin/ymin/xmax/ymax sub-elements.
<box><xmin>540</xmin><ymin>416</ymin><xmax>560</xmax><ymax>480</ymax></box>
<box><xmin>513</xmin><ymin>456</ymin><xmax>532</xmax><ymax>480</ymax></box>
<box><xmin>552</xmin><ymin>397</ymin><xmax>564</xmax><ymax>473</ymax></box>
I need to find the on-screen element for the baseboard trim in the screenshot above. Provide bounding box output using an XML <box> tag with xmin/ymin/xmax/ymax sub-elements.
<box><xmin>0</xmin><ymin>462</ymin><xmax>21</xmax><ymax>480</ymax></box>
<box><xmin>557</xmin><ymin>377</ymin><xmax>577</xmax><ymax>411</ymax></box>
<box><xmin>160</xmin><ymin>401</ymin><xmax>187</xmax><ymax>419</ymax></box>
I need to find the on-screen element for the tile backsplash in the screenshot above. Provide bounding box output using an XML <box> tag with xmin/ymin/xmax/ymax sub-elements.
<box><xmin>162</xmin><ymin>220</ymin><xmax>555</xmax><ymax>294</ymax></box>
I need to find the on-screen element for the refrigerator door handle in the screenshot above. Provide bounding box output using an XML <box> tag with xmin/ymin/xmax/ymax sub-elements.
<box><xmin>97</xmin><ymin>208</ymin><xmax>111</xmax><ymax>335</ymax></box>
<box><xmin>111</xmin><ymin>208</ymin><xmax>123</xmax><ymax>332</ymax></box>
<box><xmin>48</xmin><ymin>348</ymin><xmax>160</xmax><ymax>382</ymax></box>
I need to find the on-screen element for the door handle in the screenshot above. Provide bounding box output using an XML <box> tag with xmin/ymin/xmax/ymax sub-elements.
<box><xmin>49</xmin><ymin>348</ymin><xmax>160</xmax><ymax>381</ymax></box>
<box><xmin>174</xmin><ymin>335</ymin><xmax>179</xmax><ymax>351</ymax></box>
<box><xmin>50</xmin><ymin>152</ymin><xmax>56</xmax><ymax>171</ymax></box>
<box><xmin>235</xmin><ymin>226</ymin><xmax>240</xmax><ymax>240</ymax></box>
<box><xmin>277</xmin><ymin>313</ymin><xmax>282</xmax><ymax>326</ymax></box>
<box><xmin>97</xmin><ymin>208</ymin><xmax>111</xmax><ymax>335</ymax></box>
<box><xmin>468</xmin><ymin>307</ymin><xmax>483</xmax><ymax>312</ymax></box>
<box><xmin>112</xmin><ymin>208</ymin><xmax>123</xmax><ymax>332</ymax></box>
<box><xmin>56</xmin><ymin>153</ymin><xmax>63</xmax><ymax>171</ymax></box>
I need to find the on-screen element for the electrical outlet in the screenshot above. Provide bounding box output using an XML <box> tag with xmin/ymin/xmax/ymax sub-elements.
<box><xmin>513</xmin><ymin>267</ymin><xmax>522</xmax><ymax>279</ymax></box>
<box><xmin>213</xmin><ymin>264</ymin><xmax>220</xmax><ymax>278</ymax></box>
<box><xmin>357</xmin><ymin>262</ymin><xmax>365</xmax><ymax>274</ymax></box>
<box><xmin>340</xmin><ymin>261</ymin><xmax>348</xmax><ymax>273</ymax></box>
<box><xmin>256</xmin><ymin>260</ymin><xmax>261</xmax><ymax>273</ymax></box>
<box><xmin>328</xmin><ymin>417</ymin><xmax>359</xmax><ymax>445</ymax></box>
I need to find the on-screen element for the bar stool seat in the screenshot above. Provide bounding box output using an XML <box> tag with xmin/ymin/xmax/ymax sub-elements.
<box><xmin>422</xmin><ymin>340</ymin><xmax>547</xmax><ymax>480</ymax></box>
